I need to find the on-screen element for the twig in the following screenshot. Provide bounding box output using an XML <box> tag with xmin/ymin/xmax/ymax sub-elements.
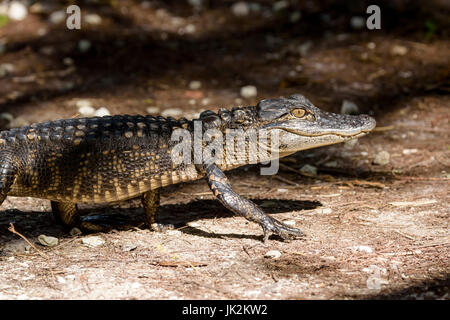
<box><xmin>273</xmin><ymin>175</ymin><xmax>299</xmax><ymax>186</ymax></box>
<box><xmin>8</xmin><ymin>223</ymin><xmax>49</xmax><ymax>259</ymax></box>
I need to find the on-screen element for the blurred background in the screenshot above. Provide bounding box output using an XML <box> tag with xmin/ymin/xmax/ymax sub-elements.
<box><xmin>0</xmin><ymin>0</ymin><xmax>448</xmax><ymax>128</ymax></box>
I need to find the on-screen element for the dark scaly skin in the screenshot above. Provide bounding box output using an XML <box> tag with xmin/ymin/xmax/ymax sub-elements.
<box><xmin>0</xmin><ymin>94</ymin><xmax>376</xmax><ymax>242</ymax></box>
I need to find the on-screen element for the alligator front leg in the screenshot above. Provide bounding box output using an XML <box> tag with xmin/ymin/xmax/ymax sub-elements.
<box><xmin>203</xmin><ymin>163</ymin><xmax>305</xmax><ymax>242</ymax></box>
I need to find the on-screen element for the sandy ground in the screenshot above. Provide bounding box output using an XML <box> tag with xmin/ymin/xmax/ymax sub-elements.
<box><xmin>0</xmin><ymin>1</ymin><xmax>449</xmax><ymax>299</ymax></box>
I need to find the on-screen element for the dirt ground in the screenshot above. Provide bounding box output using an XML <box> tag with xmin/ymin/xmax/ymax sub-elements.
<box><xmin>0</xmin><ymin>0</ymin><xmax>449</xmax><ymax>299</ymax></box>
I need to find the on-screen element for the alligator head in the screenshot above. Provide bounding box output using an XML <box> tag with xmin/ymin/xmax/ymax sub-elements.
<box><xmin>255</xmin><ymin>94</ymin><xmax>376</xmax><ymax>157</ymax></box>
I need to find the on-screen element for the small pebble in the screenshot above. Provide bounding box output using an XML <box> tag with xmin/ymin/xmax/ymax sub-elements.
<box><xmin>367</xmin><ymin>42</ymin><xmax>376</xmax><ymax>50</ymax></box>
<box><xmin>69</xmin><ymin>227</ymin><xmax>82</xmax><ymax>236</ymax></box>
<box><xmin>300</xmin><ymin>164</ymin><xmax>317</xmax><ymax>175</ymax></box>
<box><xmin>188</xmin><ymin>0</ymin><xmax>203</xmax><ymax>8</ymax></box>
<box><xmin>284</xmin><ymin>220</ymin><xmax>296</xmax><ymax>226</ymax></box>
<box><xmin>184</xmin><ymin>24</ymin><xmax>196</xmax><ymax>34</ymax></box>
<box><xmin>7</xmin><ymin>117</ymin><xmax>29</xmax><ymax>128</ymax></box>
<box><xmin>94</xmin><ymin>107</ymin><xmax>111</xmax><ymax>117</ymax></box>
<box><xmin>187</xmin><ymin>222</ymin><xmax>201</xmax><ymax>228</ymax></box>
<box><xmin>324</xmin><ymin>161</ymin><xmax>338</xmax><ymax>168</ymax></box>
<box><xmin>298</xmin><ymin>41</ymin><xmax>312</xmax><ymax>56</ymax></box>
<box><xmin>8</xmin><ymin>1</ymin><xmax>28</xmax><ymax>21</ymax></box>
<box><xmin>122</xmin><ymin>244</ymin><xmax>137</xmax><ymax>252</ymax></box>
<box><xmin>82</xmin><ymin>236</ymin><xmax>105</xmax><ymax>248</ymax></box>
<box><xmin>38</xmin><ymin>235</ymin><xmax>58</xmax><ymax>247</ymax></box>
<box><xmin>188</xmin><ymin>80</ymin><xmax>202</xmax><ymax>90</ymax></box>
<box><xmin>0</xmin><ymin>112</ymin><xmax>13</xmax><ymax>122</ymax></box>
<box><xmin>76</xmin><ymin>100</ymin><xmax>95</xmax><ymax>116</ymax></box>
<box><xmin>373</xmin><ymin>151</ymin><xmax>390</xmax><ymax>165</ymax></box>
<box><xmin>49</xmin><ymin>10</ymin><xmax>66</xmax><ymax>24</ymax></box>
<box><xmin>391</xmin><ymin>45</ymin><xmax>408</xmax><ymax>56</ymax></box>
<box><xmin>201</xmin><ymin>98</ymin><xmax>210</xmax><ymax>106</ymax></box>
<box><xmin>350</xmin><ymin>16</ymin><xmax>365</xmax><ymax>29</ymax></box>
<box><xmin>63</xmin><ymin>57</ymin><xmax>74</xmax><ymax>66</ymax></box>
<box><xmin>265</xmin><ymin>250</ymin><xmax>282</xmax><ymax>259</ymax></box>
<box><xmin>398</xmin><ymin>71</ymin><xmax>412</xmax><ymax>78</ymax></box>
<box><xmin>277</xmin><ymin>188</ymin><xmax>288</xmax><ymax>193</ymax></box>
<box><xmin>402</xmin><ymin>148</ymin><xmax>418</xmax><ymax>155</ymax></box>
<box><xmin>350</xmin><ymin>245</ymin><xmax>373</xmax><ymax>253</ymax></box>
<box><xmin>315</xmin><ymin>208</ymin><xmax>332</xmax><ymax>214</ymax></box>
<box><xmin>84</xmin><ymin>13</ymin><xmax>102</xmax><ymax>25</ymax></box>
<box><xmin>341</xmin><ymin>100</ymin><xmax>359</xmax><ymax>115</ymax></box>
<box><xmin>146</xmin><ymin>106</ymin><xmax>160</xmax><ymax>114</ymax></box>
<box><xmin>0</xmin><ymin>63</ymin><xmax>15</xmax><ymax>77</ymax></box>
<box><xmin>273</xmin><ymin>1</ymin><xmax>289</xmax><ymax>11</ymax></box>
<box><xmin>231</xmin><ymin>2</ymin><xmax>250</xmax><ymax>17</ymax></box>
<box><xmin>78</xmin><ymin>39</ymin><xmax>92</xmax><ymax>53</ymax></box>
<box><xmin>161</xmin><ymin>108</ymin><xmax>183</xmax><ymax>117</ymax></box>
<box><xmin>240</xmin><ymin>85</ymin><xmax>257</xmax><ymax>98</ymax></box>
<box><xmin>290</xmin><ymin>11</ymin><xmax>301</xmax><ymax>23</ymax></box>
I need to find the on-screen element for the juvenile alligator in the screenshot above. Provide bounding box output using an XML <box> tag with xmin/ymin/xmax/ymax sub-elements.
<box><xmin>0</xmin><ymin>94</ymin><xmax>375</xmax><ymax>241</ymax></box>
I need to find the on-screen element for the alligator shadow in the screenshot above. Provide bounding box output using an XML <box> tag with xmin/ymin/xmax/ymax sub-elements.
<box><xmin>0</xmin><ymin>198</ymin><xmax>321</xmax><ymax>246</ymax></box>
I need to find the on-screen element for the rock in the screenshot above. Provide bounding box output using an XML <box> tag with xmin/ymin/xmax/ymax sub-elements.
<box><xmin>78</xmin><ymin>39</ymin><xmax>92</xmax><ymax>53</ymax></box>
<box><xmin>290</xmin><ymin>11</ymin><xmax>301</xmax><ymax>23</ymax></box>
<box><xmin>122</xmin><ymin>244</ymin><xmax>137</xmax><ymax>252</ymax></box>
<box><xmin>350</xmin><ymin>16</ymin><xmax>365</xmax><ymax>29</ymax></box>
<box><xmin>273</xmin><ymin>1</ymin><xmax>289</xmax><ymax>11</ymax></box>
<box><xmin>231</xmin><ymin>2</ymin><xmax>250</xmax><ymax>17</ymax></box>
<box><xmin>76</xmin><ymin>100</ymin><xmax>95</xmax><ymax>116</ymax></box>
<box><xmin>300</xmin><ymin>164</ymin><xmax>317</xmax><ymax>175</ymax></box>
<box><xmin>240</xmin><ymin>85</ymin><xmax>257</xmax><ymax>98</ymax></box>
<box><xmin>8</xmin><ymin>1</ymin><xmax>27</xmax><ymax>21</ymax></box>
<box><xmin>402</xmin><ymin>148</ymin><xmax>418</xmax><ymax>155</ymax></box>
<box><xmin>341</xmin><ymin>100</ymin><xmax>359</xmax><ymax>115</ymax></box>
<box><xmin>49</xmin><ymin>10</ymin><xmax>66</xmax><ymax>24</ymax></box>
<box><xmin>184</xmin><ymin>24</ymin><xmax>196</xmax><ymax>34</ymax></box>
<box><xmin>298</xmin><ymin>41</ymin><xmax>312</xmax><ymax>56</ymax></box>
<box><xmin>373</xmin><ymin>151</ymin><xmax>390</xmax><ymax>165</ymax></box>
<box><xmin>37</xmin><ymin>235</ymin><xmax>59</xmax><ymax>247</ymax></box>
<box><xmin>63</xmin><ymin>57</ymin><xmax>74</xmax><ymax>66</ymax></box>
<box><xmin>391</xmin><ymin>45</ymin><xmax>408</xmax><ymax>56</ymax></box>
<box><xmin>161</xmin><ymin>108</ymin><xmax>183</xmax><ymax>117</ymax></box>
<box><xmin>283</xmin><ymin>220</ymin><xmax>296</xmax><ymax>226</ymax></box>
<box><xmin>324</xmin><ymin>161</ymin><xmax>338</xmax><ymax>168</ymax></box>
<box><xmin>264</xmin><ymin>250</ymin><xmax>282</xmax><ymax>259</ymax></box>
<box><xmin>350</xmin><ymin>245</ymin><xmax>373</xmax><ymax>253</ymax></box>
<box><xmin>3</xmin><ymin>240</ymin><xmax>31</xmax><ymax>254</ymax></box>
<box><xmin>0</xmin><ymin>63</ymin><xmax>15</xmax><ymax>77</ymax></box>
<box><xmin>7</xmin><ymin>117</ymin><xmax>29</xmax><ymax>128</ymax></box>
<box><xmin>84</xmin><ymin>13</ymin><xmax>102</xmax><ymax>25</ymax></box>
<box><xmin>0</xmin><ymin>112</ymin><xmax>13</xmax><ymax>122</ymax></box>
<box><xmin>69</xmin><ymin>227</ymin><xmax>82</xmax><ymax>236</ymax></box>
<box><xmin>315</xmin><ymin>208</ymin><xmax>332</xmax><ymax>214</ymax></box>
<box><xmin>188</xmin><ymin>0</ymin><xmax>203</xmax><ymax>8</ymax></box>
<box><xmin>367</xmin><ymin>42</ymin><xmax>376</xmax><ymax>50</ymax></box>
<box><xmin>399</xmin><ymin>71</ymin><xmax>412</xmax><ymax>78</ymax></box>
<box><xmin>94</xmin><ymin>107</ymin><xmax>110</xmax><ymax>117</ymax></box>
<box><xmin>188</xmin><ymin>80</ymin><xmax>202</xmax><ymax>90</ymax></box>
<box><xmin>82</xmin><ymin>236</ymin><xmax>105</xmax><ymax>248</ymax></box>
<box><xmin>146</xmin><ymin>106</ymin><xmax>160</xmax><ymax>114</ymax></box>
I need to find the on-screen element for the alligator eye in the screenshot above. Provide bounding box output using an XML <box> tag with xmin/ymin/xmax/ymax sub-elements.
<box><xmin>291</xmin><ymin>108</ymin><xmax>306</xmax><ymax>118</ymax></box>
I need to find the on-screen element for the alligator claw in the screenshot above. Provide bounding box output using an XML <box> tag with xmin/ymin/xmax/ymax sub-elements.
<box><xmin>261</xmin><ymin>216</ymin><xmax>305</xmax><ymax>243</ymax></box>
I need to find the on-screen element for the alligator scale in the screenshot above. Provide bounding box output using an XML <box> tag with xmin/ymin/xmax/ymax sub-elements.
<box><xmin>0</xmin><ymin>94</ymin><xmax>375</xmax><ymax>241</ymax></box>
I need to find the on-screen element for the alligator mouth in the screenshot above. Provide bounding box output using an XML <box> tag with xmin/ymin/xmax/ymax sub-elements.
<box><xmin>273</xmin><ymin>126</ymin><xmax>374</xmax><ymax>138</ymax></box>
